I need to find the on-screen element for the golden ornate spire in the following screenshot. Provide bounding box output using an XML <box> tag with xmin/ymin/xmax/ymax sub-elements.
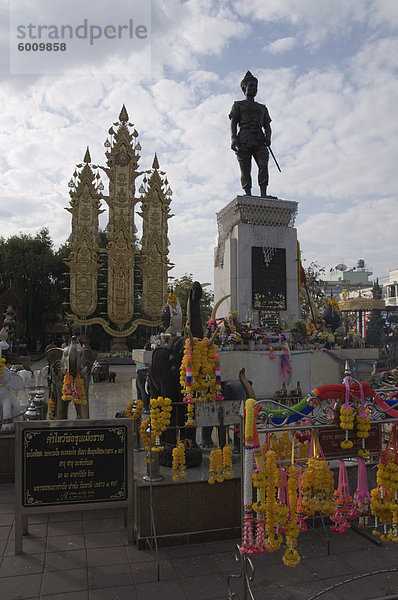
<box><xmin>139</xmin><ymin>154</ymin><xmax>173</xmax><ymax>318</ymax></box>
<box><xmin>65</xmin><ymin>150</ymin><xmax>104</xmax><ymax>319</ymax></box>
<box><xmin>65</xmin><ymin>107</ymin><xmax>172</xmax><ymax>336</ymax></box>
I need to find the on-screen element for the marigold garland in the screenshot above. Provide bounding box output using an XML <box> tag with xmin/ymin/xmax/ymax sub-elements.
<box><xmin>180</xmin><ymin>338</ymin><xmax>223</xmax><ymax>407</ymax></box>
<box><xmin>140</xmin><ymin>417</ymin><xmax>156</xmax><ymax>452</ymax></box>
<box><xmin>301</xmin><ymin>457</ymin><xmax>336</xmax><ymax>516</ymax></box>
<box><xmin>208</xmin><ymin>446</ymin><xmax>224</xmax><ymax>484</ymax></box>
<box><xmin>125</xmin><ymin>399</ymin><xmax>143</xmax><ymax>420</ymax></box>
<box><xmin>48</xmin><ymin>395</ymin><xmax>55</xmax><ymax>420</ymax></box>
<box><xmin>0</xmin><ymin>357</ymin><xmax>6</xmax><ymax>386</ymax></box>
<box><xmin>172</xmin><ymin>440</ymin><xmax>186</xmax><ymax>482</ymax></box>
<box><xmin>149</xmin><ymin>396</ymin><xmax>172</xmax><ymax>452</ymax></box>
<box><xmin>61</xmin><ymin>371</ymin><xmax>87</xmax><ymax>405</ymax></box>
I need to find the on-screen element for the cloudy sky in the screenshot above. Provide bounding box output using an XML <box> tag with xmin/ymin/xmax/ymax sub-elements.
<box><xmin>1</xmin><ymin>0</ymin><xmax>397</xmax><ymax>289</ymax></box>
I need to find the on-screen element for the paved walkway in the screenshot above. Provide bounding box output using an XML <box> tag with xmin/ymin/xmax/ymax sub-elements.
<box><xmin>2</xmin><ymin>364</ymin><xmax>398</xmax><ymax>599</ymax></box>
<box><xmin>1</xmin><ymin>481</ymin><xmax>398</xmax><ymax>600</ymax></box>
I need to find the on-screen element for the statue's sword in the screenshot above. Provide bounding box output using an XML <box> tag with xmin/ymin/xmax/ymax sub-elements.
<box><xmin>268</xmin><ymin>146</ymin><xmax>281</xmax><ymax>172</ymax></box>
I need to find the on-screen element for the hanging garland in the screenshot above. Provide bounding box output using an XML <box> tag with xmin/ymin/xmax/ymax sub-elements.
<box><xmin>149</xmin><ymin>396</ymin><xmax>172</xmax><ymax>452</ymax></box>
<box><xmin>61</xmin><ymin>371</ymin><xmax>87</xmax><ymax>405</ymax></box>
<box><xmin>0</xmin><ymin>357</ymin><xmax>6</xmax><ymax>385</ymax></box>
<box><xmin>125</xmin><ymin>399</ymin><xmax>143</xmax><ymax>421</ymax></box>
<box><xmin>172</xmin><ymin>436</ymin><xmax>186</xmax><ymax>482</ymax></box>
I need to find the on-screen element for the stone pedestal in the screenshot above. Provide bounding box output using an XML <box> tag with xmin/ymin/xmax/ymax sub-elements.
<box><xmin>214</xmin><ymin>195</ymin><xmax>299</xmax><ymax>327</ymax></box>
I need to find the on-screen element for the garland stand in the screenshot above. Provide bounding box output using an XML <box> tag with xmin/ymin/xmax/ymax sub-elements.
<box><xmin>227</xmin><ymin>378</ymin><xmax>398</xmax><ymax>600</ymax></box>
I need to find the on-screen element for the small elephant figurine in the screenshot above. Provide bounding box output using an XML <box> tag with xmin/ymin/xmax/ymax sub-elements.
<box><xmin>0</xmin><ymin>365</ymin><xmax>24</xmax><ymax>431</ymax></box>
<box><xmin>47</xmin><ymin>336</ymin><xmax>97</xmax><ymax>420</ymax></box>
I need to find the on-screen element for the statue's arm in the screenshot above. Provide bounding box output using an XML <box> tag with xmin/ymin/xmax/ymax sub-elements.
<box><xmin>229</xmin><ymin>102</ymin><xmax>239</xmax><ymax>151</ymax></box>
<box><xmin>230</xmin><ymin>118</ymin><xmax>239</xmax><ymax>150</ymax></box>
<box><xmin>264</xmin><ymin>121</ymin><xmax>271</xmax><ymax>147</ymax></box>
<box><xmin>263</xmin><ymin>108</ymin><xmax>272</xmax><ymax>147</ymax></box>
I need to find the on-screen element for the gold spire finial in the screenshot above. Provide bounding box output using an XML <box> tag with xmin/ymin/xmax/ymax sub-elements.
<box><xmin>152</xmin><ymin>153</ymin><xmax>159</xmax><ymax>170</ymax></box>
<box><xmin>119</xmin><ymin>105</ymin><xmax>129</xmax><ymax>123</ymax></box>
<box><xmin>83</xmin><ymin>147</ymin><xmax>91</xmax><ymax>163</ymax></box>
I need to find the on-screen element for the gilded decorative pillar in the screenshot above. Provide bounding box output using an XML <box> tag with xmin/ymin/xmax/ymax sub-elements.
<box><xmin>139</xmin><ymin>154</ymin><xmax>173</xmax><ymax>319</ymax></box>
<box><xmin>100</xmin><ymin>105</ymin><xmax>141</xmax><ymax>330</ymax></box>
<box><xmin>65</xmin><ymin>148</ymin><xmax>104</xmax><ymax>319</ymax></box>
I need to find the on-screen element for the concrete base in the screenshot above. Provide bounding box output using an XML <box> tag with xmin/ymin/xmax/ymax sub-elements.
<box><xmin>218</xmin><ymin>348</ymin><xmax>379</xmax><ymax>397</ymax></box>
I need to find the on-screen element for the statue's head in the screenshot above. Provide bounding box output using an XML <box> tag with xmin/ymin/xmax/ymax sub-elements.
<box><xmin>240</xmin><ymin>71</ymin><xmax>258</xmax><ymax>97</ymax></box>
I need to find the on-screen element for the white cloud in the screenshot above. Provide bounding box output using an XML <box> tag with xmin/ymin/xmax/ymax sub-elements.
<box><xmin>265</xmin><ymin>36</ymin><xmax>296</xmax><ymax>55</ymax></box>
<box><xmin>0</xmin><ymin>0</ymin><xmax>397</xmax><ymax>293</ymax></box>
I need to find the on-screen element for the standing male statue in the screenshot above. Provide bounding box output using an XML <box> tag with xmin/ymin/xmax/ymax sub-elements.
<box><xmin>230</xmin><ymin>71</ymin><xmax>272</xmax><ymax>197</ymax></box>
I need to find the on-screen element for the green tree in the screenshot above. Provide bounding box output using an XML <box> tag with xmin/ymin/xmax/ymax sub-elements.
<box><xmin>170</xmin><ymin>274</ymin><xmax>214</xmax><ymax>335</ymax></box>
<box><xmin>0</xmin><ymin>228</ymin><xmax>68</xmax><ymax>350</ymax></box>
<box><xmin>366</xmin><ymin>279</ymin><xmax>385</xmax><ymax>347</ymax></box>
<box><xmin>300</xmin><ymin>261</ymin><xmax>327</xmax><ymax>322</ymax></box>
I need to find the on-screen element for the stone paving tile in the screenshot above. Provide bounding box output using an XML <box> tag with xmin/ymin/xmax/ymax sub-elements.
<box><xmin>45</xmin><ymin>548</ymin><xmax>87</xmax><ymax>571</ymax></box>
<box><xmin>0</xmin><ymin>552</ymin><xmax>45</xmax><ymax>576</ymax></box>
<box><xmin>157</xmin><ymin>542</ymin><xmax>209</xmax><ymax>560</ymax></box>
<box><xmin>135</xmin><ymin>579</ymin><xmax>187</xmax><ymax>600</ymax></box>
<box><xmin>252</xmin><ymin>560</ymin><xmax>315</xmax><ymax>588</ymax></box>
<box><xmin>0</xmin><ymin>512</ymin><xmax>14</xmax><ymax>526</ymax></box>
<box><xmin>83</xmin><ymin>518</ymin><xmax>121</xmax><ymax>534</ymax></box>
<box><xmin>38</xmin><ymin>592</ymin><xmax>88</xmax><ymax>600</ymax></box>
<box><xmin>83</xmin><ymin>508</ymin><xmax>124</xmax><ymax>521</ymax></box>
<box><xmin>85</xmin><ymin>530</ymin><xmax>125</xmax><ymax>548</ymax></box>
<box><xmin>181</xmin><ymin>573</ymin><xmax>229</xmax><ymax>600</ymax></box>
<box><xmin>302</xmin><ymin>553</ymin><xmax>356</xmax><ymax>579</ymax></box>
<box><xmin>170</xmin><ymin>553</ymin><xmax>221</xmax><ymax>578</ymax></box>
<box><xmin>331</xmin><ymin>576</ymin><xmax>382</xmax><ymax>600</ymax></box>
<box><xmin>41</xmin><ymin>567</ymin><xmax>88</xmax><ymax>596</ymax></box>
<box><xmin>237</xmin><ymin>587</ymin><xmax>290</xmax><ymax>600</ymax></box>
<box><xmin>131</xmin><ymin>558</ymin><xmax>177</xmax><ymax>583</ymax></box>
<box><xmin>0</xmin><ymin>572</ymin><xmax>42</xmax><ymax>600</ymax></box>
<box><xmin>0</xmin><ymin>502</ymin><xmax>14</xmax><ymax>514</ymax></box>
<box><xmin>208</xmin><ymin>550</ymin><xmax>241</xmax><ymax>573</ymax></box>
<box><xmin>86</xmin><ymin>545</ymin><xmax>128</xmax><ymax>567</ymax></box>
<box><xmin>0</xmin><ymin>524</ymin><xmax>12</xmax><ymax>539</ymax></box>
<box><xmin>23</xmin><ymin>523</ymin><xmax>48</xmax><ymax>538</ymax></box>
<box><xmin>282</xmin><ymin>580</ymin><xmax>342</xmax><ymax>600</ymax></box>
<box><xmin>88</xmin><ymin>564</ymin><xmax>133</xmax><ymax>590</ymax></box>
<box><xmin>126</xmin><ymin>544</ymin><xmax>155</xmax><ymax>564</ymax></box>
<box><xmin>48</xmin><ymin>511</ymin><xmax>84</xmax><ymax>522</ymax></box>
<box><xmin>335</xmin><ymin>546</ymin><xmax>394</xmax><ymax>572</ymax></box>
<box><xmin>47</xmin><ymin>520</ymin><xmax>84</xmax><ymax>537</ymax></box>
<box><xmin>46</xmin><ymin>533</ymin><xmax>86</xmax><ymax>552</ymax></box>
<box><xmin>365</xmin><ymin>570</ymin><xmax>398</xmax><ymax>597</ymax></box>
<box><xmin>0</xmin><ymin>537</ymin><xmax>7</xmax><ymax>555</ymax></box>
<box><xmin>28</xmin><ymin>514</ymin><xmax>49</xmax><ymax>525</ymax></box>
<box><xmin>89</xmin><ymin>585</ymin><xmax>137</xmax><ymax>599</ymax></box>
<box><xmin>5</xmin><ymin>534</ymin><xmax>47</xmax><ymax>556</ymax></box>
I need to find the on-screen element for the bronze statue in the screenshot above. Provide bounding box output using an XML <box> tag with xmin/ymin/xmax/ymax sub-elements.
<box><xmin>230</xmin><ymin>71</ymin><xmax>272</xmax><ymax>197</ymax></box>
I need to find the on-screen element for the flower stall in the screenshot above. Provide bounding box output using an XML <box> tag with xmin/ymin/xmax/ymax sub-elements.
<box><xmin>228</xmin><ymin>378</ymin><xmax>398</xmax><ymax>599</ymax></box>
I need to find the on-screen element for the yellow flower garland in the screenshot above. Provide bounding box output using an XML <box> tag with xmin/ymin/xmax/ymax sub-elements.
<box><xmin>301</xmin><ymin>457</ymin><xmax>336</xmax><ymax>516</ymax></box>
<box><xmin>208</xmin><ymin>446</ymin><xmax>224</xmax><ymax>484</ymax></box>
<box><xmin>61</xmin><ymin>371</ymin><xmax>87</xmax><ymax>405</ymax></box>
<box><xmin>180</xmin><ymin>338</ymin><xmax>221</xmax><ymax>401</ymax></box>
<box><xmin>125</xmin><ymin>399</ymin><xmax>143</xmax><ymax>421</ymax></box>
<box><xmin>0</xmin><ymin>357</ymin><xmax>6</xmax><ymax>386</ymax></box>
<box><xmin>283</xmin><ymin>465</ymin><xmax>301</xmax><ymax>567</ymax></box>
<box><xmin>48</xmin><ymin>395</ymin><xmax>55</xmax><ymax>420</ymax></box>
<box><xmin>264</xmin><ymin>449</ymin><xmax>283</xmax><ymax>552</ymax></box>
<box><xmin>172</xmin><ymin>441</ymin><xmax>186</xmax><ymax>482</ymax></box>
<box><xmin>149</xmin><ymin>396</ymin><xmax>172</xmax><ymax>452</ymax></box>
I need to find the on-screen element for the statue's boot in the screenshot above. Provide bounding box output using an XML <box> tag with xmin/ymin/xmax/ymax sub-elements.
<box><xmin>243</xmin><ymin>185</ymin><xmax>252</xmax><ymax>196</ymax></box>
<box><xmin>260</xmin><ymin>184</ymin><xmax>267</xmax><ymax>197</ymax></box>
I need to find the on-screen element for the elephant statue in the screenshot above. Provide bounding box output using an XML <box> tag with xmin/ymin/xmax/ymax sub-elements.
<box><xmin>47</xmin><ymin>336</ymin><xmax>97</xmax><ymax>419</ymax></box>
<box><xmin>148</xmin><ymin>282</ymin><xmax>247</xmax><ymax>448</ymax></box>
<box><xmin>0</xmin><ymin>366</ymin><xmax>24</xmax><ymax>431</ymax></box>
